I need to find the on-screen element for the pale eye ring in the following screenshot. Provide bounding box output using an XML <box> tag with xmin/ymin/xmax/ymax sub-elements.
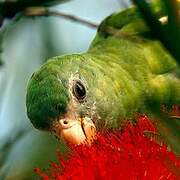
<box><xmin>72</xmin><ymin>80</ymin><xmax>86</xmax><ymax>101</ymax></box>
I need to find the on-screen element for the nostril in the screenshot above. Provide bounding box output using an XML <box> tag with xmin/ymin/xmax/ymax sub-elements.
<box><xmin>59</xmin><ymin>119</ymin><xmax>71</xmax><ymax>129</ymax></box>
<box><xmin>63</xmin><ymin>120</ymin><xmax>68</xmax><ymax>125</ymax></box>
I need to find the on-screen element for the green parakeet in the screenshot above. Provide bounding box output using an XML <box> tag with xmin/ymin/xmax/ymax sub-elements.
<box><xmin>26</xmin><ymin>7</ymin><xmax>180</xmax><ymax>146</ymax></box>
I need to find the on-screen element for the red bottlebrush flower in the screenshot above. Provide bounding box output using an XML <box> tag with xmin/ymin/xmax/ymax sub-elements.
<box><xmin>35</xmin><ymin>115</ymin><xmax>180</xmax><ymax>180</ymax></box>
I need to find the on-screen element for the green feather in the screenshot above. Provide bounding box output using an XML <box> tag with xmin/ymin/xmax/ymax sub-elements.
<box><xmin>26</xmin><ymin>5</ymin><xmax>180</xmax><ymax>151</ymax></box>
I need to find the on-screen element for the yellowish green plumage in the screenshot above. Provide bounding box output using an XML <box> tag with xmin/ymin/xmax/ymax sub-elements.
<box><xmin>26</xmin><ymin>6</ymin><xmax>180</xmax><ymax>150</ymax></box>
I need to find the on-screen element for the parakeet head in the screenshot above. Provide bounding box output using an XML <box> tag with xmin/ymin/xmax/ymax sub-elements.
<box><xmin>26</xmin><ymin>54</ymin><xmax>97</xmax><ymax>145</ymax></box>
<box><xmin>26</xmin><ymin>42</ymin><xmax>148</xmax><ymax>145</ymax></box>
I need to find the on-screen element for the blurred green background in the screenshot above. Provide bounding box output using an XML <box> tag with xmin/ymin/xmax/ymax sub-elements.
<box><xmin>0</xmin><ymin>0</ymin><xmax>131</xmax><ymax>179</ymax></box>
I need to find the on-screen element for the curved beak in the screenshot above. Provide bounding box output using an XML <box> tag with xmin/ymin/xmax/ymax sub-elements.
<box><xmin>52</xmin><ymin>117</ymin><xmax>96</xmax><ymax>145</ymax></box>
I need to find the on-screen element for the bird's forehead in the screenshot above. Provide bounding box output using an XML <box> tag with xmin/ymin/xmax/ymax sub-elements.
<box><xmin>44</xmin><ymin>56</ymin><xmax>85</xmax><ymax>77</ymax></box>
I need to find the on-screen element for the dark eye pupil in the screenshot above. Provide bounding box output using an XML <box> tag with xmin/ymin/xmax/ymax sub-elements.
<box><xmin>73</xmin><ymin>81</ymin><xmax>86</xmax><ymax>101</ymax></box>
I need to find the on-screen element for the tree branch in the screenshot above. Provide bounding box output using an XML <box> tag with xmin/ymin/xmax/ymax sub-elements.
<box><xmin>0</xmin><ymin>0</ymin><xmax>68</xmax><ymax>18</ymax></box>
<box><xmin>0</xmin><ymin>0</ymin><xmax>70</xmax><ymax>28</ymax></box>
<box><xmin>24</xmin><ymin>7</ymin><xmax>99</xmax><ymax>28</ymax></box>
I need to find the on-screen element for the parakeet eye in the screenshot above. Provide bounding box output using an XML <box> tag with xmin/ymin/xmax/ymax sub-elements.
<box><xmin>72</xmin><ymin>80</ymin><xmax>86</xmax><ymax>101</ymax></box>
